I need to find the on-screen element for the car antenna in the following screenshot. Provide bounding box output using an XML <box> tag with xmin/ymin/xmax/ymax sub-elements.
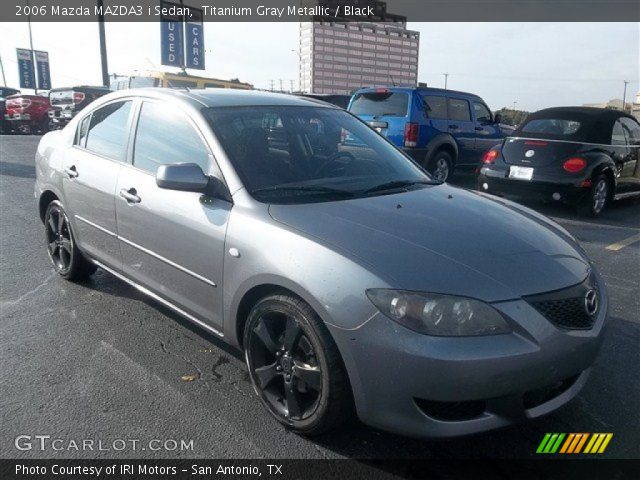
<box><xmin>389</xmin><ymin>75</ymin><xmax>397</xmax><ymax>87</ymax></box>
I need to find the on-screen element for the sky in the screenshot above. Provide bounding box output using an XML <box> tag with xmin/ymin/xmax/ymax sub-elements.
<box><xmin>0</xmin><ymin>21</ymin><xmax>637</xmax><ymax>111</ymax></box>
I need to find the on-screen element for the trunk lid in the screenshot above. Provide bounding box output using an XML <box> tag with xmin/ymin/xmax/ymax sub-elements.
<box><xmin>502</xmin><ymin>137</ymin><xmax>583</xmax><ymax>167</ymax></box>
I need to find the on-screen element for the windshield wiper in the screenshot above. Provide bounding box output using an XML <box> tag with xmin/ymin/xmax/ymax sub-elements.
<box><xmin>251</xmin><ymin>185</ymin><xmax>355</xmax><ymax>197</ymax></box>
<box><xmin>362</xmin><ymin>179</ymin><xmax>441</xmax><ymax>195</ymax></box>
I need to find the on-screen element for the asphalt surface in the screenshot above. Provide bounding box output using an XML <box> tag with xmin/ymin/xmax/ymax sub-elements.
<box><xmin>1</xmin><ymin>135</ymin><xmax>639</xmax><ymax>461</ymax></box>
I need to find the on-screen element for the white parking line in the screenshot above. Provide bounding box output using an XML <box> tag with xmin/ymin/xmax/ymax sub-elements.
<box><xmin>605</xmin><ymin>233</ymin><xmax>640</xmax><ymax>252</ymax></box>
<box><xmin>552</xmin><ymin>217</ymin><xmax>640</xmax><ymax>232</ymax></box>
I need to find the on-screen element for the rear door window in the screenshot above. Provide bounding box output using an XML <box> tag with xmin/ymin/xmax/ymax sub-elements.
<box><xmin>84</xmin><ymin>101</ymin><xmax>132</xmax><ymax>161</ymax></box>
<box><xmin>620</xmin><ymin>117</ymin><xmax>640</xmax><ymax>144</ymax></box>
<box><xmin>422</xmin><ymin>95</ymin><xmax>447</xmax><ymax>119</ymax></box>
<box><xmin>447</xmin><ymin>98</ymin><xmax>471</xmax><ymax>122</ymax></box>
<box><xmin>349</xmin><ymin>91</ymin><xmax>409</xmax><ymax>117</ymax></box>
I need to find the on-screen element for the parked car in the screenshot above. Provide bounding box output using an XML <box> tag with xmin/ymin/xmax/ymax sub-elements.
<box><xmin>35</xmin><ymin>89</ymin><xmax>607</xmax><ymax>438</ymax></box>
<box><xmin>298</xmin><ymin>93</ymin><xmax>351</xmax><ymax>109</ymax></box>
<box><xmin>348</xmin><ymin>87</ymin><xmax>506</xmax><ymax>181</ymax></box>
<box><xmin>48</xmin><ymin>86</ymin><xmax>111</xmax><ymax>130</ymax></box>
<box><xmin>479</xmin><ymin>107</ymin><xmax>640</xmax><ymax>216</ymax></box>
<box><xmin>0</xmin><ymin>87</ymin><xmax>21</xmax><ymax>134</ymax></box>
<box><xmin>4</xmin><ymin>93</ymin><xmax>50</xmax><ymax>134</ymax></box>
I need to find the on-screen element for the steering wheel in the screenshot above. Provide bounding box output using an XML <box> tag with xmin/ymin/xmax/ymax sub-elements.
<box><xmin>314</xmin><ymin>151</ymin><xmax>357</xmax><ymax>177</ymax></box>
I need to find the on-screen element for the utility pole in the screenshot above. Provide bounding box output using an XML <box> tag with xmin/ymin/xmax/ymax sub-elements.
<box><xmin>443</xmin><ymin>73</ymin><xmax>449</xmax><ymax>90</ymax></box>
<box><xmin>622</xmin><ymin>80</ymin><xmax>629</xmax><ymax>112</ymax></box>
<box><xmin>279</xmin><ymin>79</ymin><xmax>284</xmax><ymax>92</ymax></box>
<box><xmin>97</xmin><ymin>0</ymin><xmax>110</xmax><ymax>87</ymax></box>
<box><xmin>26</xmin><ymin>0</ymin><xmax>37</xmax><ymax>94</ymax></box>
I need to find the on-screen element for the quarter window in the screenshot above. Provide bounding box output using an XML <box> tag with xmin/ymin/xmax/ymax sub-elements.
<box><xmin>611</xmin><ymin>120</ymin><xmax>626</xmax><ymax>146</ymax></box>
<box><xmin>422</xmin><ymin>95</ymin><xmax>447</xmax><ymax>119</ymax></box>
<box><xmin>76</xmin><ymin>115</ymin><xmax>91</xmax><ymax>147</ymax></box>
<box><xmin>447</xmin><ymin>98</ymin><xmax>471</xmax><ymax>122</ymax></box>
<box><xmin>473</xmin><ymin>102</ymin><xmax>492</xmax><ymax>123</ymax></box>
<box><xmin>133</xmin><ymin>102</ymin><xmax>210</xmax><ymax>174</ymax></box>
<box><xmin>84</xmin><ymin>101</ymin><xmax>132</xmax><ymax>161</ymax></box>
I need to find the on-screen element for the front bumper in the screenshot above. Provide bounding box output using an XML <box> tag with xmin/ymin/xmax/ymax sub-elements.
<box><xmin>478</xmin><ymin>165</ymin><xmax>590</xmax><ymax>205</ymax></box>
<box><xmin>328</xmin><ymin>272</ymin><xmax>608</xmax><ymax>438</ymax></box>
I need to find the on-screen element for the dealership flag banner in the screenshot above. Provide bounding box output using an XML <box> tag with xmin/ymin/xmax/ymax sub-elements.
<box><xmin>16</xmin><ymin>48</ymin><xmax>35</xmax><ymax>89</ymax></box>
<box><xmin>185</xmin><ymin>7</ymin><xmax>204</xmax><ymax>69</ymax></box>
<box><xmin>160</xmin><ymin>0</ymin><xmax>184</xmax><ymax>67</ymax></box>
<box><xmin>34</xmin><ymin>50</ymin><xmax>51</xmax><ymax>90</ymax></box>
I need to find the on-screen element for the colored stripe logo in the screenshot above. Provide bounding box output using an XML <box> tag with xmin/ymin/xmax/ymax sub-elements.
<box><xmin>536</xmin><ymin>433</ymin><xmax>613</xmax><ymax>454</ymax></box>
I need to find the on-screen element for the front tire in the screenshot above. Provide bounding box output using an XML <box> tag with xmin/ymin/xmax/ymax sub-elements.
<box><xmin>578</xmin><ymin>174</ymin><xmax>609</xmax><ymax>217</ymax></box>
<box><xmin>44</xmin><ymin>200</ymin><xmax>96</xmax><ymax>280</ymax></box>
<box><xmin>244</xmin><ymin>294</ymin><xmax>353</xmax><ymax>435</ymax></box>
<box><xmin>427</xmin><ymin>150</ymin><xmax>454</xmax><ymax>182</ymax></box>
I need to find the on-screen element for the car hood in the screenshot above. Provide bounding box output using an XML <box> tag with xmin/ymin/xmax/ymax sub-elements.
<box><xmin>268</xmin><ymin>184</ymin><xmax>590</xmax><ymax>302</ymax></box>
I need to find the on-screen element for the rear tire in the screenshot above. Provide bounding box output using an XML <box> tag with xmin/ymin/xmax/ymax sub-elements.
<box><xmin>577</xmin><ymin>174</ymin><xmax>609</xmax><ymax>217</ymax></box>
<box><xmin>44</xmin><ymin>200</ymin><xmax>96</xmax><ymax>280</ymax></box>
<box><xmin>427</xmin><ymin>150</ymin><xmax>454</xmax><ymax>182</ymax></box>
<box><xmin>244</xmin><ymin>293</ymin><xmax>353</xmax><ymax>436</ymax></box>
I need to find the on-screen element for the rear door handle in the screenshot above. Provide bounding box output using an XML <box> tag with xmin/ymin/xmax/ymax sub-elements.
<box><xmin>64</xmin><ymin>165</ymin><xmax>78</xmax><ymax>178</ymax></box>
<box><xmin>448</xmin><ymin>124</ymin><xmax>459</xmax><ymax>130</ymax></box>
<box><xmin>119</xmin><ymin>188</ymin><xmax>141</xmax><ymax>204</ymax></box>
<box><xmin>474</xmin><ymin>127</ymin><xmax>484</xmax><ymax>131</ymax></box>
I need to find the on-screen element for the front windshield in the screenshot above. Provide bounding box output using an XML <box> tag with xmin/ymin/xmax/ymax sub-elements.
<box><xmin>204</xmin><ymin>105</ymin><xmax>432</xmax><ymax>203</ymax></box>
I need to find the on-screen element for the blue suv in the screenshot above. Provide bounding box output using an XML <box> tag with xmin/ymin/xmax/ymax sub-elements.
<box><xmin>348</xmin><ymin>87</ymin><xmax>509</xmax><ymax>182</ymax></box>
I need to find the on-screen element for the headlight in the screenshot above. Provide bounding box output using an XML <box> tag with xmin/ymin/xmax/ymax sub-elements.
<box><xmin>366</xmin><ymin>289</ymin><xmax>510</xmax><ymax>336</ymax></box>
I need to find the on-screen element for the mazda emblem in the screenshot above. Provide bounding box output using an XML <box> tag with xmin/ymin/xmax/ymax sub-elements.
<box><xmin>584</xmin><ymin>289</ymin><xmax>599</xmax><ymax>317</ymax></box>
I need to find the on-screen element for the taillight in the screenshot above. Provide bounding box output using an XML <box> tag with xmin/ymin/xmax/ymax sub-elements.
<box><xmin>563</xmin><ymin>157</ymin><xmax>586</xmax><ymax>173</ymax></box>
<box><xmin>482</xmin><ymin>149</ymin><xmax>499</xmax><ymax>164</ymax></box>
<box><xmin>73</xmin><ymin>92</ymin><xmax>85</xmax><ymax>104</ymax></box>
<box><xmin>404</xmin><ymin>123</ymin><xmax>419</xmax><ymax>147</ymax></box>
<box><xmin>7</xmin><ymin>98</ymin><xmax>31</xmax><ymax>109</ymax></box>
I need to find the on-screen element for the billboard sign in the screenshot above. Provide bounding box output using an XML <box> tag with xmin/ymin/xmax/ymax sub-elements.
<box><xmin>160</xmin><ymin>1</ymin><xmax>184</xmax><ymax>67</ymax></box>
<box><xmin>34</xmin><ymin>50</ymin><xmax>51</xmax><ymax>90</ymax></box>
<box><xmin>185</xmin><ymin>7</ymin><xmax>204</xmax><ymax>70</ymax></box>
<box><xmin>16</xmin><ymin>48</ymin><xmax>35</xmax><ymax>89</ymax></box>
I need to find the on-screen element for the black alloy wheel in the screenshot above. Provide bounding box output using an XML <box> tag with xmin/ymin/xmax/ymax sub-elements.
<box><xmin>244</xmin><ymin>294</ymin><xmax>353</xmax><ymax>435</ymax></box>
<box><xmin>44</xmin><ymin>200</ymin><xmax>96</xmax><ymax>280</ymax></box>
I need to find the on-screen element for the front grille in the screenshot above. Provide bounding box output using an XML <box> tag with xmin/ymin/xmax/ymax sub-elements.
<box><xmin>530</xmin><ymin>296</ymin><xmax>594</xmax><ymax>329</ymax></box>
<box><xmin>525</xmin><ymin>277</ymin><xmax>598</xmax><ymax>330</ymax></box>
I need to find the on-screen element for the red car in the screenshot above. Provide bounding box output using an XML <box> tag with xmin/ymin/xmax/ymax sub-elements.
<box><xmin>4</xmin><ymin>94</ymin><xmax>50</xmax><ymax>134</ymax></box>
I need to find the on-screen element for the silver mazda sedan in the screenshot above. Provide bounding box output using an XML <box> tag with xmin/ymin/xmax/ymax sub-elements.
<box><xmin>35</xmin><ymin>89</ymin><xmax>607</xmax><ymax>438</ymax></box>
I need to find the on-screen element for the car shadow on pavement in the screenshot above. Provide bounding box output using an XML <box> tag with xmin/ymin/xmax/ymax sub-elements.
<box><xmin>0</xmin><ymin>160</ymin><xmax>36</xmax><ymax>179</ymax></box>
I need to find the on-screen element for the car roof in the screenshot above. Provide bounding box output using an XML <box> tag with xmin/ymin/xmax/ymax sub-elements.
<box><xmin>111</xmin><ymin>88</ymin><xmax>338</xmax><ymax>109</ymax></box>
<box><xmin>516</xmin><ymin>106</ymin><xmax>638</xmax><ymax>144</ymax></box>
<box><xmin>354</xmin><ymin>86</ymin><xmax>482</xmax><ymax>99</ymax></box>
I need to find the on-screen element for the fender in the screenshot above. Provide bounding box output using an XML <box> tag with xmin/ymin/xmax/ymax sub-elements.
<box><xmin>225</xmin><ymin>273</ymin><xmax>338</xmax><ymax>348</ymax></box>
<box><xmin>424</xmin><ymin>133</ymin><xmax>458</xmax><ymax>163</ymax></box>
<box><xmin>584</xmin><ymin>154</ymin><xmax>617</xmax><ymax>188</ymax></box>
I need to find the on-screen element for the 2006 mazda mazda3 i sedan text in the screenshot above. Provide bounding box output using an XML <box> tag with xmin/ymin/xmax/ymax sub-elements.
<box><xmin>34</xmin><ymin>89</ymin><xmax>608</xmax><ymax>438</ymax></box>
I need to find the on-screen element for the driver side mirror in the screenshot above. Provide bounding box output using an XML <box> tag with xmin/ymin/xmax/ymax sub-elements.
<box><xmin>156</xmin><ymin>163</ymin><xmax>230</xmax><ymax>201</ymax></box>
<box><xmin>494</xmin><ymin>113</ymin><xmax>502</xmax><ymax>124</ymax></box>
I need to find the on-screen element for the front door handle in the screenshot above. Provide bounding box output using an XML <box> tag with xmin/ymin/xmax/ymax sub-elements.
<box><xmin>475</xmin><ymin>126</ymin><xmax>484</xmax><ymax>131</ymax></box>
<box><xmin>448</xmin><ymin>124</ymin><xmax>459</xmax><ymax>130</ymax></box>
<box><xmin>64</xmin><ymin>165</ymin><xmax>78</xmax><ymax>178</ymax></box>
<box><xmin>119</xmin><ymin>188</ymin><xmax>141</xmax><ymax>204</ymax></box>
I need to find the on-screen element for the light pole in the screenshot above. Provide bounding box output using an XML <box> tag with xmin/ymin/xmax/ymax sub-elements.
<box><xmin>97</xmin><ymin>0</ymin><xmax>110</xmax><ymax>87</ymax></box>
<box><xmin>0</xmin><ymin>56</ymin><xmax>6</xmax><ymax>86</ymax></box>
<box><xmin>443</xmin><ymin>73</ymin><xmax>449</xmax><ymax>90</ymax></box>
<box><xmin>26</xmin><ymin>0</ymin><xmax>37</xmax><ymax>94</ymax></box>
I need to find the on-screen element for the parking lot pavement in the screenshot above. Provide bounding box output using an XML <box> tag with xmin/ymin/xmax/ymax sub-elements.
<box><xmin>1</xmin><ymin>135</ymin><xmax>638</xmax><ymax>460</ymax></box>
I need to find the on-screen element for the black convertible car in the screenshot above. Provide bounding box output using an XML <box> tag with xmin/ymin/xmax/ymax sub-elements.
<box><xmin>478</xmin><ymin>107</ymin><xmax>640</xmax><ymax>216</ymax></box>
